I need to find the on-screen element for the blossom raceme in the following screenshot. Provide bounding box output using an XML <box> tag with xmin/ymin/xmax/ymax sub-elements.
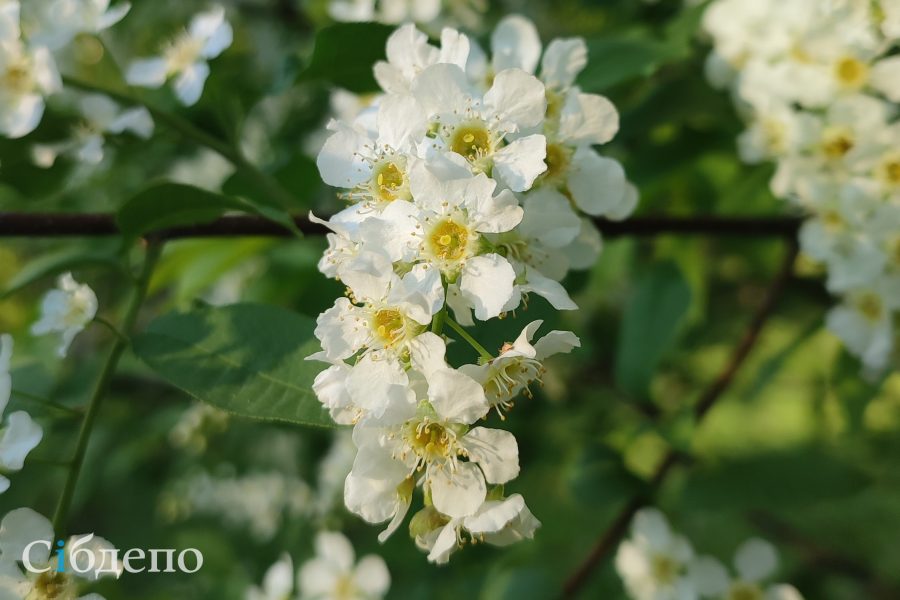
<box><xmin>309</xmin><ymin>16</ymin><xmax>637</xmax><ymax>562</ymax></box>
<box><xmin>703</xmin><ymin>0</ymin><xmax>900</xmax><ymax>372</ymax></box>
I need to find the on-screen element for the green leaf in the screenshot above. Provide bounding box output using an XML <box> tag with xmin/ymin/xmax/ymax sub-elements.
<box><xmin>578</xmin><ymin>34</ymin><xmax>682</xmax><ymax>92</ymax></box>
<box><xmin>615</xmin><ymin>262</ymin><xmax>692</xmax><ymax>398</ymax></box>
<box><xmin>132</xmin><ymin>303</ymin><xmax>334</xmax><ymax>428</ymax></box>
<box><xmin>680</xmin><ymin>447</ymin><xmax>869</xmax><ymax>509</ymax></box>
<box><xmin>830</xmin><ymin>348</ymin><xmax>888</xmax><ymax>430</ymax></box>
<box><xmin>222</xmin><ymin>154</ymin><xmax>321</xmax><ymax>209</ymax></box>
<box><xmin>567</xmin><ymin>442</ymin><xmax>643</xmax><ymax>506</ymax></box>
<box><xmin>298</xmin><ymin>22</ymin><xmax>393</xmax><ymax>93</ymax></box>
<box><xmin>116</xmin><ymin>182</ymin><xmax>255</xmax><ymax>239</ymax></box>
<box><xmin>0</xmin><ymin>242</ymin><xmax>122</xmax><ymax>299</ymax></box>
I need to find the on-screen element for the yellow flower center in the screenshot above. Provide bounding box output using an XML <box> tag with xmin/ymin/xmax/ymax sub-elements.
<box><xmin>876</xmin><ymin>153</ymin><xmax>900</xmax><ymax>187</ymax></box>
<box><xmin>541</xmin><ymin>143</ymin><xmax>572</xmax><ymax>181</ymax></box>
<box><xmin>372</xmin><ymin>308</ymin><xmax>406</xmax><ymax>347</ymax></box>
<box><xmin>164</xmin><ymin>33</ymin><xmax>204</xmax><ymax>72</ymax></box>
<box><xmin>405</xmin><ymin>421</ymin><xmax>455</xmax><ymax>461</ymax></box>
<box><xmin>545</xmin><ymin>88</ymin><xmax>566</xmax><ymax>121</ymax></box>
<box><xmin>821</xmin><ymin>128</ymin><xmax>854</xmax><ymax>160</ymax></box>
<box><xmin>857</xmin><ymin>293</ymin><xmax>883</xmax><ymax>322</ymax></box>
<box><xmin>822</xmin><ymin>209</ymin><xmax>845</xmax><ymax>231</ymax></box>
<box><xmin>332</xmin><ymin>575</ymin><xmax>359</xmax><ymax>600</ymax></box>
<box><xmin>372</xmin><ymin>161</ymin><xmax>406</xmax><ymax>202</ymax></box>
<box><xmin>650</xmin><ymin>554</ymin><xmax>679</xmax><ymax>585</ymax></box>
<box><xmin>27</xmin><ymin>571</ymin><xmax>77</xmax><ymax>600</ymax></box>
<box><xmin>450</xmin><ymin>122</ymin><xmax>493</xmax><ymax>163</ymax></box>
<box><xmin>834</xmin><ymin>56</ymin><xmax>869</xmax><ymax>89</ymax></box>
<box><xmin>428</xmin><ymin>218</ymin><xmax>473</xmax><ymax>262</ymax></box>
<box><xmin>727</xmin><ymin>582</ymin><xmax>764</xmax><ymax>600</ymax></box>
<box><xmin>2</xmin><ymin>60</ymin><xmax>34</xmax><ymax>95</ymax></box>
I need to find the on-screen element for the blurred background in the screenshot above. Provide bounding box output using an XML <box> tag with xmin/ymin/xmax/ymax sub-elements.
<box><xmin>1</xmin><ymin>0</ymin><xmax>899</xmax><ymax>598</ymax></box>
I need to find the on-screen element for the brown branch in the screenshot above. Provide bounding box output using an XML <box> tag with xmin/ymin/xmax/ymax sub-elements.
<box><xmin>561</xmin><ymin>239</ymin><xmax>800</xmax><ymax>599</ymax></box>
<box><xmin>0</xmin><ymin>212</ymin><xmax>801</xmax><ymax>239</ymax></box>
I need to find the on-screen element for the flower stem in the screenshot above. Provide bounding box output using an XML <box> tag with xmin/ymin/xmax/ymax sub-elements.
<box><xmin>92</xmin><ymin>316</ymin><xmax>127</xmax><ymax>342</ymax></box>
<box><xmin>51</xmin><ymin>242</ymin><xmax>162</xmax><ymax>536</ymax></box>
<box><xmin>444</xmin><ymin>316</ymin><xmax>493</xmax><ymax>362</ymax></box>
<box><xmin>11</xmin><ymin>389</ymin><xmax>83</xmax><ymax>417</ymax></box>
<box><xmin>60</xmin><ymin>75</ymin><xmax>301</xmax><ymax>235</ymax></box>
<box><xmin>431</xmin><ymin>306</ymin><xmax>446</xmax><ymax>335</ymax></box>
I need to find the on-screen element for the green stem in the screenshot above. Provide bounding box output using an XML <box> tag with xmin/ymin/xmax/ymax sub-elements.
<box><xmin>92</xmin><ymin>316</ymin><xmax>127</xmax><ymax>342</ymax></box>
<box><xmin>445</xmin><ymin>316</ymin><xmax>493</xmax><ymax>362</ymax></box>
<box><xmin>51</xmin><ymin>242</ymin><xmax>162</xmax><ymax>535</ymax></box>
<box><xmin>11</xmin><ymin>389</ymin><xmax>83</xmax><ymax>417</ymax></box>
<box><xmin>431</xmin><ymin>306</ymin><xmax>446</xmax><ymax>335</ymax></box>
<box><xmin>61</xmin><ymin>75</ymin><xmax>300</xmax><ymax>233</ymax></box>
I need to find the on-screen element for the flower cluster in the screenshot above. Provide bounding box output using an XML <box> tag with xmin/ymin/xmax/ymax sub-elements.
<box><xmin>615</xmin><ymin>508</ymin><xmax>803</xmax><ymax>600</ymax></box>
<box><xmin>247</xmin><ymin>531</ymin><xmax>390</xmax><ymax>600</ymax></box>
<box><xmin>309</xmin><ymin>16</ymin><xmax>636</xmax><ymax>562</ymax></box>
<box><xmin>0</xmin><ymin>507</ymin><xmax>120</xmax><ymax>600</ymax></box>
<box><xmin>703</xmin><ymin>0</ymin><xmax>900</xmax><ymax>372</ymax></box>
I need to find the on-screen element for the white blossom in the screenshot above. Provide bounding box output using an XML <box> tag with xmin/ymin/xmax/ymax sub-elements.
<box><xmin>125</xmin><ymin>5</ymin><xmax>232</xmax><ymax>106</ymax></box>
<box><xmin>297</xmin><ymin>532</ymin><xmax>390</xmax><ymax>600</ymax></box>
<box><xmin>690</xmin><ymin>538</ymin><xmax>804</xmax><ymax>600</ymax></box>
<box><xmin>30</xmin><ymin>272</ymin><xmax>98</xmax><ymax>358</ymax></box>
<box><xmin>0</xmin><ymin>335</ymin><xmax>43</xmax><ymax>495</ymax></box>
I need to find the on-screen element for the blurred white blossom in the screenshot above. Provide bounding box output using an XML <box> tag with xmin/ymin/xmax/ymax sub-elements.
<box><xmin>126</xmin><ymin>5</ymin><xmax>232</xmax><ymax>106</ymax></box>
<box><xmin>30</xmin><ymin>272</ymin><xmax>98</xmax><ymax>358</ymax></box>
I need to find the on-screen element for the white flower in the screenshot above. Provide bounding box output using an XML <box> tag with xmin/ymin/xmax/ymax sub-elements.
<box><xmin>246</xmin><ymin>554</ymin><xmax>294</xmax><ymax>600</ymax></box>
<box><xmin>0</xmin><ymin>335</ymin><xmax>43</xmax><ymax>495</ymax></box>
<box><xmin>32</xmin><ymin>93</ymin><xmax>154</xmax><ymax>167</ymax></box>
<box><xmin>460</xmin><ymin>320</ymin><xmax>580</xmax><ymax>413</ymax></box>
<box><xmin>411</xmin><ymin>492</ymin><xmax>540</xmax><ymax>564</ymax></box>
<box><xmin>317</xmin><ymin>94</ymin><xmax>427</xmax><ymax>208</ymax></box>
<box><xmin>0</xmin><ymin>2</ymin><xmax>61</xmax><ymax>138</ymax></box>
<box><xmin>615</xmin><ymin>508</ymin><xmax>697</xmax><ymax>600</ymax></box>
<box><xmin>22</xmin><ymin>0</ymin><xmax>130</xmax><ymax>51</ymax></box>
<box><xmin>0</xmin><ymin>507</ymin><xmax>120</xmax><ymax>599</ymax></box>
<box><xmin>350</xmin><ymin>365</ymin><xmax>519</xmax><ymax>520</ymax></box>
<box><xmin>125</xmin><ymin>5</ymin><xmax>232</xmax><ymax>106</ymax></box>
<box><xmin>411</xmin><ymin>62</ymin><xmax>547</xmax><ymax>191</ymax></box>
<box><xmin>826</xmin><ymin>279</ymin><xmax>900</xmax><ymax>372</ymax></box>
<box><xmin>30</xmin><ymin>272</ymin><xmax>98</xmax><ymax>357</ymax></box>
<box><xmin>373</xmin><ymin>23</ymin><xmax>469</xmax><ymax>95</ymax></box>
<box><xmin>690</xmin><ymin>538</ymin><xmax>804</xmax><ymax>600</ymax></box>
<box><xmin>297</xmin><ymin>531</ymin><xmax>390</xmax><ymax>600</ymax></box>
<box><xmin>328</xmin><ymin>0</ymin><xmax>441</xmax><ymax>26</ymax></box>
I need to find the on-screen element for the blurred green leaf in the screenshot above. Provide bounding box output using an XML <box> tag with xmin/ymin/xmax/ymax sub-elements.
<box><xmin>681</xmin><ymin>447</ymin><xmax>869</xmax><ymax>509</ymax></box>
<box><xmin>117</xmin><ymin>183</ymin><xmax>256</xmax><ymax>239</ymax></box>
<box><xmin>133</xmin><ymin>303</ymin><xmax>334</xmax><ymax>428</ymax></box>
<box><xmin>579</xmin><ymin>33</ymin><xmax>683</xmax><ymax>92</ymax></box>
<box><xmin>615</xmin><ymin>262</ymin><xmax>692</xmax><ymax>398</ymax></box>
<box><xmin>567</xmin><ymin>442</ymin><xmax>643</xmax><ymax>506</ymax></box>
<box><xmin>831</xmin><ymin>349</ymin><xmax>888</xmax><ymax>430</ymax></box>
<box><xmin>222</xmin><ymin>154</ymin><xmax>321</xmax><ymax>209</ymax></box>
<box><xmin>0</xmin><ymin>242</ymin><xmax>122</xmax><ymax>299</ymax></box>
<box><xmin>298</xmin><ymin>22</ymin><xmax>393</xmax><ymax>93</ymax></box>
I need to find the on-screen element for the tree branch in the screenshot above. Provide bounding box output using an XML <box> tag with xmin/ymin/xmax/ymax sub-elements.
<box><xmin>0</xmin><ymin>213</ymin><xmax>801</xmax><ymax>239</ymax></box>
<box><xmin>561</xmin><ymin>239</ymin><xmax>800</xmax><ymax>598</ymax></box>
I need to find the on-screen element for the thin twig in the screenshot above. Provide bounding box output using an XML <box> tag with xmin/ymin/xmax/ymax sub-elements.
<box><xmin>0</xmin><ymin>213</ymin><xmax>802</xmax><ymax>239</ymax></box>
<box><xmin>561</xmin><ymin>239</ymin><xmax>800</xmax><ymax>599</ymax></box>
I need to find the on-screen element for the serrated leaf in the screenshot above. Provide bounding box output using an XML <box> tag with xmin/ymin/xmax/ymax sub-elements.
<box><xmin>132</xmin><ymin>303</ymin><xmax>334</xmax><ymax>428</ymax></box>
<box><xmin>615</xmin><ymin>262</ymin><xmax>692</xmax><ymax>399</ymax></box>
<box><xmin>298</xmin><ymin>22</ymin><xmax>393</xmax><ymax>93</ymax></box>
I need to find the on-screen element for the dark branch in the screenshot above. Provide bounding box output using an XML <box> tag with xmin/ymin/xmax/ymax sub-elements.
<box><xmin>0</xmin><ymin>212</ymin><xmax>802</xmax><ymax>239</ymax></box>
<box><xmin>561</xmin><ymin>240</ymin><xmax>800</xmax><ymax>599</ymax></box>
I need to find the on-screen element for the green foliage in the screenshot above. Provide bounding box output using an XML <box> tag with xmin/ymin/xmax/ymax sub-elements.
<box><xmin>298</xmin><ymin>22</ymin><xmax>394</xmax><ymax>93</ymax></box>
<box><xmin>680</xmin><ymin>446</ymin><xmax>870</xmax><ymax>509</ymax></box>
<box><xmin>615</xmin><ymin>262</ymin><xmax>692</xmax><ymax>399</ymax></box>
<box><xmin>132</xmin><ymin>303</ymin><xmax>334</xmax><ymax>428</ymax></box>
<box><xmin>117</xmin><ymin>183</ymin><xmax>267</xmax><ymax>239</ymax></box>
